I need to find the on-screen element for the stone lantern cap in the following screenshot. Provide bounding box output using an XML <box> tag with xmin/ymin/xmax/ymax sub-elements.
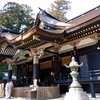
<box><xmin>64</xmin><ymin>56</ymin><xmax>83</xmax><ymax>68</ymax></box>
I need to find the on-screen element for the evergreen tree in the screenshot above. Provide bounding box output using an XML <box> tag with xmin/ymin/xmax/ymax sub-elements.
<box><xmin>0</xmin><ymin>63</ymin><xmax>17</xmax><ymax>77</ymax></box>
<box><xmin>0</xmin><ymin>2</ymin><xmax>35</xmax><ymax>33</ymax></box>
<box><xmin>48</xmin><ymin>0</ymin><xmax>71</xmax><ymax>22</ymax></box>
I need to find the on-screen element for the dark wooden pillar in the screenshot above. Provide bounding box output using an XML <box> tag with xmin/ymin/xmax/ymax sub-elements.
<box><xmin>70</xmin><ymin>41</ymin><xmax>80</xmax><ymax>63</ymax></box>
<box><xmin>16</xmin><ymin>65</ymin><xmax>22</xmax><ymax>81</ymax></box>
<box><xmin>97</xmin><ymin>40</ymin><xmax>100</xmax><ymax>50</ymax></box>
<box><xmin>33</xmin><ymin>63</ymin><xmax>39</xmax><ymax>80</ymax></box>
<box><xmin>33</xmin><ymin>56</ymin><xmax>39</xmax><ymax>82</ymax></box>
<box><xmin>21</xmin><ymin>64</ymin><xmax>29</xmax><ymax>84</ymax></box>
<box><xmin>52</xmin><ymin>55</ymin><xmax>61</xmax><ymax>75</ymax></box>
<box><xmin>28</xmin><ymin>48</ymin><xmax>44</xmax><ymax>85</ymax></box>
<box><xmin>73</xmin><ymin>46</ymin><xmax>79</xmax><ymax>62</ymax></box>
<box><xmin>8</xmin><ymin>64</ymin><xmax>12</xmax><ymax>80</ymax></box>
<box><xmin>90</xmin><ymin>82</ymin><xmax>95</xmax><ymax>98</ymax></box>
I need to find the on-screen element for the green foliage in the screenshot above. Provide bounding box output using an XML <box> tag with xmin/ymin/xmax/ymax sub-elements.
<box><xmin>48</xmin><ymin>0</ymin><xmax>71</xmax><ymax>22</ymax></box>
<box><xmin>0</xmin><ymin>2</ymin><xmax>35</xmax><ymax>33</ymax></box>
<box><xmin>0</xmin><ymin>63</ymin><xmax>8</xmax><ymax>71</ymax></box>
<box><xmin>0</xmin><ymin>63</ymin><xmax>17</xmax><ymax>76</ymax></box>
<box><xmin>12</xmin><ymin>64</ymin><xmax>17</xmax><ymax>76</ymax></box>
<box><xmin>0</xmin><ymin>63</ymin><xmax>7</xmax><ymax>82</ymax></box>
<box><xmin>0</xmin><ymin>72</ymin><xmax>4</xmax><ymax>83</ymax></box>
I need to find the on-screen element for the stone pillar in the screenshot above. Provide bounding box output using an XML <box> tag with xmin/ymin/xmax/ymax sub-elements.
<box><xmin>8</xmin><ymin>64</ymin><xmax>12</xmax><ymax>80</ymax></box>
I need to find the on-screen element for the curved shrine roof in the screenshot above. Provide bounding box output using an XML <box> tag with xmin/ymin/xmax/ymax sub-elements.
<box><xmin>9</xmin><ymin>26</ymin><xmax>65</xmax><ymax>50</ymax></box>
<box><xmin>0</xmin><ymin>6</ymin><xmax>99</xmax><ymax>63</ymax></box>
<box><xmin>0</xmin><ymin>27</ymin><xmax>21</xmax><ymax>34</ymax></box>
<box><xmin>9</xmin><ymin>6</ymin><xmax>100</xmax><ymax>51</ymax></box>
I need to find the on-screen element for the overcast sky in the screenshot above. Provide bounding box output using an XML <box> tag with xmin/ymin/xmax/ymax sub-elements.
<box><xmin>0</xmin><ymin>0</ymin><xmax>100</xmax><ymax>19</ymax></box>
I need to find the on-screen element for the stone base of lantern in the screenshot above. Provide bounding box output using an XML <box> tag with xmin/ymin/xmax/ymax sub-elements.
<box><xmin>64</xmin><ymin>91</ymin><xmax>89</xmax><ymax>100</ymax></box>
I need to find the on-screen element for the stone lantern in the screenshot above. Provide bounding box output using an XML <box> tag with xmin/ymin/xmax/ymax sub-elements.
<box><xmin>64</xmin><ymin>56</ymin><xmax>89</xmax><ymax>100</ymax></box>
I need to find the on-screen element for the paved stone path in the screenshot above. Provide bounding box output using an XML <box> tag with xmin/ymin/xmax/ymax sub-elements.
<box><xmin>0</xmin><ymin>93</ymin><xmax>100</xmax><ymax>100</ymax></box>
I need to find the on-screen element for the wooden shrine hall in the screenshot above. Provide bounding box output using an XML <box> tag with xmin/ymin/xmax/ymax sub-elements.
<box><xmin>0</xmin><ymin>5</ymin><xmax>100</xmax><ymax>99</ymax></box>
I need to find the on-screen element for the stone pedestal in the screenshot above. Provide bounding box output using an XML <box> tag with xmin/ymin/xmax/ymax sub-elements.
<box><xmin>31</xmin><ymin>79</ymin><xmax>38</xmax><ymax>91</ymax></box>
<box><xmin>64</xmin><ymin>92</ymin><xmax>89</xmax><ymax>100</ymax></box>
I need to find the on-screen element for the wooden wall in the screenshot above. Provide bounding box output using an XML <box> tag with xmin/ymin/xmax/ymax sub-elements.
<box><xmin>40</xmin><ymin>60</ymin><xmax>52</xmax><ymax>69</ymax></box>
<box><xmin>61</xmin><ymin>56</ymin><xmax>71</xmax><ymax>66</ymax></box>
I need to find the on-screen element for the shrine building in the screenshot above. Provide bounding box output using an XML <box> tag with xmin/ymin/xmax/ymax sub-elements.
<box><xmin>0</xmin><ymin>5</ymin><xmax>100</xmax><ymax>99</ymax></box>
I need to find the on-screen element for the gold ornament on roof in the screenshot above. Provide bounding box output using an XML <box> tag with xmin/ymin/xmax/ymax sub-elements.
<box><xmin>62</xmin><ymin>37</ymin><xmax>67</xmax><ymax>42</ymax></box>
<box><xmin>28</xmin><ymin>48</ymin><xmax>44</xmax><ymax>59</ymax></box>
<box><xmin>33</xmin><ymin>35</ymin><xmax>40</xmax><ymax>41</ymax></box>
<box><xmin>0</xmin><ymin>42</ymin><xmax>8</xmax><ymax>50</ymax></box>
<box><xmin>52</xmin><ymin>40</ymin><xmax>61</xmax><ymax>53</ymax></box>
<box><xmin>93</xmin><ymin>33</ymin><xmax>99</xmax><ymax>42</ymax></box>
